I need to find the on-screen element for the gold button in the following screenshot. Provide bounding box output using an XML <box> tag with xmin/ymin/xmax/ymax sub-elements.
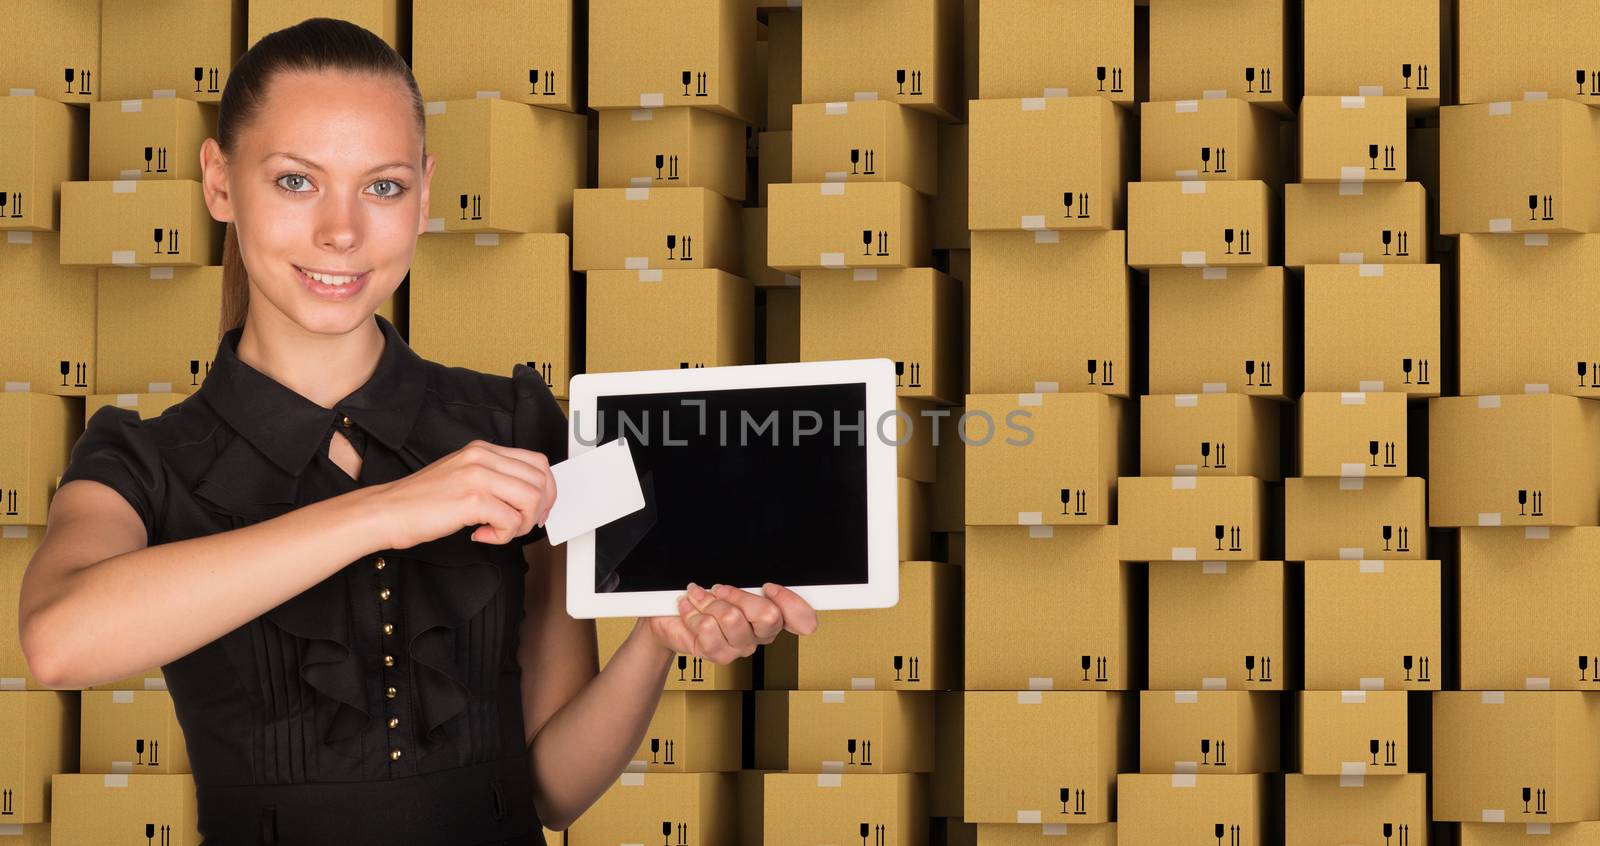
<box><xmin>379</xmin><ymin>587</ymin><xmax>391</xmax><ymax>601</ymax></box>
<box><xmin>388</xmin><ymin>716</ymin><xmax>399</xmax><ymax>729</ymax></box>
<box><xmin>390</xmin><ymin>748</ymin><xmax>402</xmax><ymax>760</ymax></box>
<box><xmin>374</xmin><ymin>557</ymin><xmax>386</xmax><ymax>570</ymax></box>
<box><xmin>385</xmin><ymin>686</ymin><xmax>397</xmax><ymax>699</ymax></box>
<box><xmin>341</xmin><ymin>415</ymin><xmax>353</xmax><ymax>428</ymax></box>
<box><xmin>383</xmin><ymin>623</ymin><xmax>394</xmax><ymax>636</ymax></box>
<box><xmin>383</xmin><ymin>654</ymin><xmax>394</xmax><ymax>667</ymax></box>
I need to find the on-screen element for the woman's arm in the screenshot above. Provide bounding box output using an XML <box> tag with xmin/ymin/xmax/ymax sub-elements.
<box><xmin>518</xmin><ymin>539</ymin><xmax>674</xmax><ymax>831</ymax></box>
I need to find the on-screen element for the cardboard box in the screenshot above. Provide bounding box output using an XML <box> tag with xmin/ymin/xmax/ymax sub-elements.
<box><xmin>740</xmin><ymin>207</ymin><xmax>794</xmax><ymax>288</ymax></box>
<box><xmin>1138</xmin><ymin>691</ymin><xmax>1281</xmax><ymax>774</ymax></box>
<box><xmin>1460</xmin><ymin>234</ymin><xmax>1600</xmax><ymax>397</ymax></box>
<box><xmin>569</xmin><ymin>771</ymin><xmax>738</xmax><ymax>844</ymax></box>
<box><xmin>0</xmin><ymin>232</ymin><xmax>96</xmax><ymax>400</ymax></box>
<box><xmin>409</xmin><ymin>232</ymin><xmax>575</xmax><ymax>397</ymax></box>
<box><xmin>1298</xmin><ymin>95</ymin><xmax>1409</xmax><ymax>182</ymax></box>
<box><xmin>88</xmin><ymin>97</ymin><xmax>213</xmax><ymax>184</ymax></box>
<box><xmin>585</xmin><ymin>268</ymin><xmax>755</xmax><ymax>378</ymax></box>
<box><xmin>1116</xmin><ymin>773</ymin><xmax>1269</xmax><ymax>845</ymax></box>
<box><xmin>1433</xmin><ymin>691</ymin><xmax>1600</xmax><ymax>823</ymax></box>
<box><xmin>596</xmin><ymin>617</ymin><xmax>753</xmax><ymax>691</ymax></box>
<box><xmin>977</xmin><ymin>0</ymin><xmax>1134</xmax><ymax>105</ymax></box>
<box><xmin>630</xmin><ymin>690</ymin><xmax>741</xmax><ymax>772</ymax></box>
<box><xmin>1148</xmin><ymin>266</ymin><xmax>1293</xmax><ymax>399</ymax></box>
<box><xmin>1149</xmin><ymin>560</ymin><xmax>1289</xmax><ymax>690</ymax></box>
<box><xmin>763</xmin><ymin>772</ymin><xmax>928</xmax><ymax>845</ymax></box>
<box><xmin>0</xmin><ymin>691</ymin><xmax>77</xmax><ymax>823</ymax></box>
<box><xmin>1149</xmin><ymin>0</ymin><xmax>1293</xmax><ymax>115</ymax></box>
<box><xmin>968</xmin><ymin>96</ymin><xmax>1132</xmax><ymax>232</ymax></box>
<box><xmin>573</xmin><ymin>186</ymin><xmax>741</xmax><ymax>273</ymax></box>
<box><xmin>413</xmin><ymin>0</ymin><xmax>580</xmax><ymax>111</ymax></box>
<box><xmin>598</xmin><ymin>106</ymin><xmax>746</xmax><ymax>201</ymax></box>
<box><xmin>1128</xmin><ymin>180</ymin><xmax>1275</xmax><ymax>269</ymax></box>
<box><xmin>1285</xmin><ymin>774</ymin><xmax>1428</xmax><ymax>843</ymax></box>
<box><xmin>1298</xmin><ymin>391</ymin><xmax>1408</xmax><ymax>478</ymax></box>
<box><xmin>1285</xmin><ymin>181</ymin><xmax>1427</xmax><ymax>267</ymax></box>
<box><xmin>51</xmin><ymin>772</ymin><xmax>198</xmax><ymax>843</ymax></box>
<box><xmin>965</xmin><ymin>526</ymin><xmax>1132</xmax><ymax>691</ymax></box>
<box><xmin>757</xmin><ymin>130</ymin><xmax>789</xmax><ymax>206</ymax></box>
<box><xmin>1140</xmin><ymin>393</ymin><xmax>1282</xmax><ymax>481</ymax></box>
<box><xmin>802</xmin><ymin>0</ymin><xmax>965</xmax><ymax>123</ymax></box>
<box><xmin>765</xmin><ymin>10</ymin><xmax>802</xmax><ymax>130</ymax></box>
<box><xmin>764</xmin><ymin>560</ymin><xmax>959</xmax><ymax>692</ymax></box>
<box><xmin>587</xmin><ymin>0</ymin><xmax>757</xmax><ymax>121</ymax></box>
<box><xmin>784</xmin><ymin>690</ymin><xmax>935</xmax><ymax>773</ymax></box>
<box><xmin>1303</xmin><ymin>263</ymin><xmax>1441</xmax><ymax>396</ymax></box>
<box><xmin>60</xmin><ymin>180</ymin><xmax>219</xmax><ymax>267</ymax></box>
<box><xmin>767</xmin><ymin>181</ymin><xmax>930</xmax><ymax>272</ymax></box>
<box><xmin>0</xmin><ymin>95</ymin><xmax>87</xmax><ymax>231</ymax></box>
<box><xmin>0</xmin><ymin>0</ymin><xmax>99</xmax><ymax>107</ymax></box>
<box><xmin>973</xmin><ymin>823</ymin><xmax>1115</xmax><ymax>845</ymax></box>
<box><xmin>78</xmin><ymin>690</ymin><xmax>192</xmax><ymax>775</ymax></box>
<box><xmin>964</xmin><ymin>691</ymin><xmax>1131</xmax><ymax>824</ymax></box>
<box><xmin>1303</xmin><ymin>0</ymin><xmax>1440</xmax><ymax>112</ymax></box>
<box><xmin>1141</xmin><ymin>97</ymin><xmax>1282</xmax><ymax>183</ymax></box>
<box><xmin>1298</xmin><ymin>690</ymin><xmax>1410</xmax><ymax>776</ymax></box>
<box><xmin>791</xmin><ymin>100</ymin><xmax>938</xmax><ymax>197</ymax></box>
<box><xmin>101</xmin><ymin>0</ymin><xmax>243</xmax><ymax>103</ymax></box>
<box><xmin>799</xmin><ymin>267</ymin><xmax>963</xmax><ymax>405</ymax></box>
<box><xmin>1428</xmin><ymin>394</ymin><xmax>1600</xmax><ymax>527</ymax></box>
<box><xmin>1304</xmin><ymin>559</ymin><xmax>1441</xmax><ymax>690</ymax></box>
<box><xmin>963</xmin><ymin>393</ymin><xmax>1132</xmax><ymax>526</ymax></box>
<box><xmin>424</xmin><ymin>98</ymin><xmax>586</xmax><ymax>234</ymax></box>
<box><xmin>1459</xmin><ymin>527</ymin><xmax>1600</xmax><ymax>691</ymax></box>
<box><xmin>1458</xmin><ymin>0</ymin><xmax>1600</xmax><ymax>106</ymax></box>
<box><xmin>934</xmin><ymin>123</ymin><xmax>970</xmax><ymax>248</ymax></box>
<box><xmin>1441</xmin><ymin>99</ymin><xmax>1600</xmax><ymax>235</ymax></box>
<box><xmin>1285</xmin><ymin>477</ymin><xmax>1428</xmax><ymax>561</ymax></box>
<box><xmin>970</xmin><ymin>229</ymin><xmax>1130</xmax><ymax>398</ymax></box>
<box><xmin>1461</xmin><ymin>822</ymin><xmax>1600</xmax><ymax>845</ymax></box>
<box><xmin>1117</xmin><ymin>475</ymin><xmax>1267</xmax><ymax>562</ymax></box>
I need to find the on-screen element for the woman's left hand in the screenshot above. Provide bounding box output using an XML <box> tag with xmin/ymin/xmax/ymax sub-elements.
<box><xmin>642</xmin><ymin>582</ymin><xmax>819</xmax><ymax>664</ymax></box>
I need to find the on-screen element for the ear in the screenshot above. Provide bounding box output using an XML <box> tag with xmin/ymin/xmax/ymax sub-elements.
<box><xmin>416</xmin><ymin>152</ymin><xmax>436</xmax><ymax>237</ymax></box>
<box><xmin>199</xmin><ymin>138</ymin><xmax>234</xmax><ymax>224</ymax></box>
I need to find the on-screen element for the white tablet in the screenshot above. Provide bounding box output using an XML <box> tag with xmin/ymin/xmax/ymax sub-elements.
<box><xmin>563</xmin><ymin>357</ymin><xmax>902</xmax><ymax>619</ymax></box>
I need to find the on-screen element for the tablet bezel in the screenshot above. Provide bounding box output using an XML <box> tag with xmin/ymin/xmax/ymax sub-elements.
<box><xmin>563</xmin><ymin>357</ymin><xmax>901</xmax><ymax>619</ymax></box>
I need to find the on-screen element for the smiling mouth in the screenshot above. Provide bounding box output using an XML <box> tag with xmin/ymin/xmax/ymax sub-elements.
<box><xmin>294</xmin><ymin>265</ymin><xmax>370</xmax><ymax>286</ymax></box>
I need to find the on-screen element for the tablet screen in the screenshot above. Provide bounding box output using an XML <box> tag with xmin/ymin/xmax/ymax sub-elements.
<box><xmin>589</xmin><ymin>381</ymin><xmax>871</xmax><ymax>594</ymax></box>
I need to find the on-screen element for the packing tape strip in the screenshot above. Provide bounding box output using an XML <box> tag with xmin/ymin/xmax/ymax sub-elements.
<box><xmin>1339</xmin><ymin>476</ymin><xmax>1364</xmax><ymax>490</ymax></box>
<box><xmin>639</xmin><ymin>93</ymin><xmax>664</xmax><ymax>108</ymax></box>
<box><xmin>820</xmin><ymin>251</ymin><xmax>844</xmax><ymax>267</ymax></box>
<box><xmin>1174</xmin><ymin>690</ymin><xmax>1198</xmax><ymax>703</ymax></box>
<box><xmin>1034</xmin><ymin>230</ymin><xmax>1059</xmax><ymax>243</ymax></box>
<box><xmin>1360</xmin><ymin>380</ymin><xmax>1385</xmax><ymax>391</ymax></box>
<box><xmin>10</xmin><ymin>87</ymin><xmax>36</xmax><ymax>96</ymax></box>
<box><xmin>851</xmin><ymin>676</ymin><xmax>875</xmax><ymax>689</ymax></box>
<box><xmin>111</xmin><ymin>250</ymin><xmax>137</xmax><ymax>265</ymax></box>
<box><xmin>1525</xmin><ymin>676</ymin><xmax>1551</xmax><ymax>690</ymax></box>
<box><xmin>822</xmin><ymin>690</ymin><xmax>845</xmax><ymax>702</ymax></box>
<box><xmin>1172</xmin><ymin>546</ymin><xmax>1197</xmax><ymax>560</ymax></box>
<box><xmin>820</xmin><ymin>761</ymin><xmax>844</xmax><ymax>773</ymax></box>
<box><xmin>824</xmin><ymin>171</ymin><xmax>848</xmax><ymax>182</ymax></box>
<box><xmin>1016</xmin><ymin>690</ymin><xmax>1042</xmax><ymax>704</ymax></box>
<box><xmin>474</xmin><ymin>90</ymin><xmax>500</xmax><ymax>100</ymax></box>
<box><xmin>1171</xmin><ymin>476</ymin><xmax>1197</xmax><ymax>490</ymax></box>
<box><xmin>1478</xmin><ymin>395</ymin><xmax>1501</xmax><ymax>408</ymax></box>
<box><xmin>474</xmin><ymin>233</ymin><xmax>500</xmax><ymax>246</ymax></box>
<box><xmin>1341</xmin><ymin>166</ymin><xmax>1365</xmax><ymax>181</ymax></box>
<box><xmin>1028</xmin><ymin>677</ymin><xmax>1054</xmax><ymax>690</ymax></box>
<box><xmin>1176</xmin><ymin>169</ymin><xmax>1199</xmax><ymax>179</ymax></box>
<box><xmin>7</xmin><ymin>230</ymin><xmax>33</xmax><ymax>243</ymax></box>
<box><xmin>1175</xmin><ymin>99</ymin><xmax>1199</xmax><ymax>112</ymax></box>
<box><xmin>1341</xmin><ymin>391</ymin><xmax>1367</xmax><ymax>404</ymax></box>
<box><xmin>0</xmin><ymin>676</ymin><xmax>22</xmax><ymax>689</ymax></box>
<box><xmin>1021</xmin><ymin>97</ymin><xmax>1046</xmax><ymax>111</ymax></box>
<box><xmin>853</xmin><ymin>91</ymin><xmax>879</xmax><ymax>101</ymax></box>
<box><xmin>1202</xmin><ymin>267</ymin><xmax>1228</xmax><ymax>280</ymax></box>
<box><xmin>1034</xmin><ymin>380</ymin><xmax>1060</xmax><ymax>393</ymax></box>
<box><xmin>853</xmin><ymin>268</ymin><xmax>877</xmax><ymax>281</ymax></box>
<box><xmin>1174</xmin><ymin>761</ymin><xmax>1198</xmax><ymax>773</ymax></box>
<box><xmin>1020</xmin><ymin>214</ymin><xmax>1046</xmax><ymax>230</ymax></box>
<box><xmin>1525</xmin><ymin>383</ymin><xmax>1550</xmax><ymax>393</ymax></box>
<box><xmin>630</xmin><ymin>108</ymin><xmax>654</xmax><ymax>121</ymax></box>
<box><xmin>113</xmin><ymin>179</ymin><xmax>138</xmax><ymax>193</ymax></box>
<box><xmin>1359</xmin><ymin>85</ymin><xmax>1384</xmax><ymax>96</ymax></box>
<box><xmin>1341</xmin><ymin>690</ymin><xmax>1367</xmax><ymax>703</ymax></box>
<box><xmin>1489</xmin><ymin>218</ymin><xmax>1512</xmax><ymax>232</ymax></box>
<box><xmin>624</xmin><ymin>186</ymin><xmax>649</xmax><ymax>200</ymax></box>
<box><xmin>1342</xmin><ymin>761</ymin><xmax>1366</xmax><ymax>777</ymax></box>
<box><xmin>117</xmin><ymin>393</ymin><xmax>140</xmax><ymax>405</ymax></box>
<box><xmin>1479</xmin><ymin>512</ymin><xmax>1502</xmax><ymax>526</ymax></box>
<box><xmin>1340</xmin><ymin>180</ymin><xmax>1365</xmax><ymax>195</ymax></box>
<box><xmin>1482</xmin><ymin>810</ymin><xmax>1506</xmax><ymax>823</ymax></box>
<box><xmin>1524</xmin><ymin>91</ymin><xmax>1548</xmax><ymax>101</ymax></box>
<box><xmin>625</xmin><ymin>759</ymin><xmax>648</xmax><ymax>773</ymax></box>
<box><xmin>1175</xmin><ymin>393</ymin><xmax>1199</xmax><ymax>406</ymax></box>
<box><xmin>1341</xmin><ymin>96</ymin><xmax>1367</xmax><ymax>109</ymax></box>
<box><xmin>1171</xmin><ymin>773</ymin><xmax>1197</xmax><ymax>788</ymax></box>
<box><xmin>1359</xmin><ymin>263</ymin><xmax>1385</xmax><ymax>276</ymax></box>
<box><xmin>425</xmin><ymin>101</ymin><xmax>446</xmax><ymax>115</ymax></box>
<box><xmin>1203</xmin><ymin>382</ymin><xmax>1227</xmax><ymax>393</ymax></box>
<box><xmin>1340</xmin><ymin>547</ymin><xmax>1364</xmax><ymax>559</ymax></box>
<box><xmin>1482</xmin><ymin>690</ymin><xmax>1505</xmax><ymax>704</ymax></box>
<box><xmin>1017</xmin><ymin>511</ymin><xmax>1042</xmax><ymax>525</ymax></box>
<box><xmin>824</xmin><ymin>101</ymin><xmax>848</xmax><ymax>115</ymax></box>
<box><xmin>1203</xmin><ymin>89</ymin><xmax>1226</xmax><ymax>99</ymax></box>
<box><xmin>1018</xmin><ymin>392</ymin><xmax>1044</xmax><ymax>406</ymax></box>
<box><xmin>1201</xmin><ymin>561</ymin><xmax>1227</xmax><ymax>574</ymax></box>
<box><xmin>629</xmin><ymin>176</ymin><xmax>650</xmax><ymax>186</ymax></box>
<box><xmin>624</xmin><ymin>256</ymin><xmax>648</xmax><ymax>270</ymax></box>
<box><xmin>1017</xmin><ymin>810</ymin><xmax>1042</xmax><ymax>824</ymax></box>
<box><xmin>1360</xmin><ymin>676</ymin><xmax>1384</xmax><ymax>690</ymax></box>
<box><xmin>111</xmin><ymin>760</ymin><xmax>134</xmax><ymax>773</ymax></box>
<box><xmin>1181</xmin><ymin>181</ymin><xmax>1207</xmax><ymax>194</ymax></box>
<box><xmin>427</xmin><ymin>217</ymin><xmax>445</xmax><ymax>231</ymax></box>
<box><xmin>1359</xmin><ymin>559</ymin><xmax>1385</xmax><ymax>573</ymax></box>
<box><xmin>1181</xmin><ymin>250</ymin><xmax>1207</xmax><ymax>266</ymax></box>
<box><xmin>1527</xmin><ymin>823</ymin><xmax>1552</xmax><ymax>834</ymax></box>
<box><xmin>1488</xmin><ymin>101</ymin><xmax>1512</xmax><ymax>115</ymax></box>
<box><xmin>1028</xmin><ymin>525</ymin><xmax>1054</xmax><ymax>539</ymax></box>
<box><xmin>104</xmin><ymin>774</ymin><xmax>130</xmax><ymax>788</ymax></box>
<box><xmin>1043</xmin><ymin>87</ymin><xmax>1068</xmax><ymax>98</ymax></box>
<box><xmin>112</xmin><ymin>690</ymin><xmax>135</xmax><ymax>703</ymax></box>
<box><xmin>1526</xmin><ymin>526</ymin><xmax>1550</xmax><ymax>539</ymax></box>
<box><xmin>121</xmin><ymin>98</ymin><xmax>142</xmax><ymax>112</ymax></box>
<box><xmin>1341</xmin><ymin>463</ymin><xmax>1367</xmax><ymax>478</ymax></box>
<box><xmin>1174</xmin><ymin>464</ymin><xmax>1198</xmax><ymax>475</ymax></box>
<box><xmin>637</xmin><ymin>268</ymin><xmax>662</xmax><ymax>283</ymax></box>
<box><xmin>817</xmin><ymin>772</ymin><xmax>842</xmax><ymax>787</ymax></box>
<box><xmin>820</xmin><ymin>182</ymin><xmax>845</xmax><ymax>195</ymax></box>
<box><xmin>1525</xmin><ymin>233</ymin><xmax>1549</xmax><ymax>246</ymax></box>
<box><xmin>1340</xmin><ymin>772</ymin><xmax>1365</xmax><ymax>788</ymax></box>
<box><xmin>143</xmin><ymin>383</ymin><xmax>171</xmax><ymax>395</ymax></box>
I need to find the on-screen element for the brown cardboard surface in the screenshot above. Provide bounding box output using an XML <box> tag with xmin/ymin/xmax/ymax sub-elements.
<box><xmin>584</xmin><ymin>268</ymin><xmax>755</xmax><ymax>378</ymax></box>
<box><xmin>423</xmin><ymin>98</ymin><xmax>586</xmax><ymax>235</ymax></box>
<box><xmin>88</xmin><ymin>98</ymin><xmax>210</xmax><ymax>184</ymax></box>
<box><xmin>587</xmin><ymin>0</ymin><xmax>757</xmax><ymax>121</ymax></box>
<box><xmin>964</xmin><ymin>691</ymin><xmax>1131</xmax><ymax>824</ymax></box>
<box><xmin>1457</xmin><ymin>0</ymin><xmax>1600</xmax><ymax>106</ymax></box>
<box><xmin>60</xmin><ymin>180</ymin><xmax>220</xmax><ymax>267</ymax></box>
<box><xmin>1459</xmin><ymin>234</ymin><xmax>1600</xmax><ymax>398</ymax></box>
<box><xmin>1428</xmin><ymin>394</ymin><xmax>1600</xmax><ymax>527</ymax></box>
<box><xmin>1298</xmin><ymin>391</ymin><xmax>1408</xmax><ymax>479</ymax></box>
<box><xmin>1128</xmin><ymin>180</ymin><xmax>1276</xmax><ymax>268</ymax></box>
<box><xmin>802</xmin><ymin>0</ymin><xmax>965</xmax><ymax>123</ymax></box>
<box><xmin>1116</xmin><ymin>773</ymin><xmax>1269</xmax><ymax>845</ymax></box>
<box><xmin>963</xmin><ymin>393</ymin><xmax>1133</xmax><ymax>527</ymax></box>
<box><xmin>767</xmin><ymin>181</ymin><xmax>930</xmax><ymax>271</ymax></box>
<box><xmin>51</xmin><ymin>771</ymin><xmax>198</xmax><ymax>843</ymax></box>
<box><xmin>413</xmin><ymin>0</ymin><xmax>580</xmax><ymax>111</ymax></box>
<box><xmin>1149</xmin><ymin>0</ymin><xmax>1292</xmax><ymax>114</ymax></box>
<box><xmin>1298</xmin><ymin>95</ymin><xmax>1409</xmax><ymax>182</ymax></box>
<box><xmin>598</xmin><ymin>106</ymin><xmax>746</xmax><ymax>201</ymax></box>
<box><xmin>1459</xmin><ymin>527</ymin><xmax>1600</xmax><ymax>691</ymax></box>
<box><xmin>569</xmin><ymin>771</ymin><xmax>738</xmax><ymax>844</ymax></box>
<box><xmin>1285</xmin><ymin>181</ymin><xmax>1427</xmax><ymax>267</ymax></box>
<box><xmin>1433</xmin><ymin>691</ymin><xmax>1600</xmax><ymax>823</ymax></box>
<box><xmin>977</xmin><ymin>0</ymin><xmax>1134</xmax><ymax>105</ymax></box>
<box><xmin>1141</xmin><ymin>97</ymin><xmax>1281</xmax><ymax>183</ymax></box>
<box><xmin>799</xmin><ymin>267</ymin><xmax>962</xmax><ymax>405</ymax></box>
<box><xmin>763</xmin><ymin>772</ymin><xmax>929</xmax><ymax>845</ymax></box>
<box><xmin>1303</xmin><ymin>263</ymin><xmax>1441</xmax><ymax>396</ymax></box>
<box><xmin>1303</xmin><ymin>0</ymin><xmax>1441</xmax><ymax>112</ymax></box>
<box><xmin>968</xmin><ymin>96</ymin><xmax>1132</xmax><ymax>231</ymax></box>
<box><xmin>1298</xmin><ymin>690</ymin><xmax>1410</xmax><ymax>775</ymax></box>
<box><xmin>784</xmin><ymin>690</ymin><xmax>935</xmax><ymax>774</ymax></box>
<box><xmin>1441</xmin><ymin>99</ymin><xmax>1600</xmax><ymax>235</ymax></box>
<box><xmin>1148</xmin><ymin>560</ymin><xmax>1288</xmax><ymax>690</ymax></box>
<box><xmin>1304</xmin><ymin>559</ymin><xmax>1441</xmax><ymax>691</ymax></box>
<box><xmin>1117</xmin><ymin>476</ymin><xmax>1267</xmax><ymax>562</ymax></box>
<box><xmin>573</xmin><ymin>186</ymin><xmax>741</xmax><ymax>273</ymax></box>
<box><xmin>1148</xmin><ymin>266</ymin><xmax>1292</xmax><ymax>399</ymax></box>
<box><xmin>791</xmin><ymin>100</ymin><xmax>938</xmax><ymax>196</ymax></box>
<box><xmin>1285</xmin><ymin>774</ymin><xmax>1429</xmax><ymax>843</ymax></box>
<box><xmin>1138</xmin><ymin>690</ymin><xmax>1281</xmax><ymax>774</ymax></box>
<box><xmin>1140</xmin><ymin>392</ymin><xmax>1282</xmax><ymax>481</ymax></box>
<box><xmin>1285</xmin><ymin>477</ymin><xmax>1428</xmax><ymax>561</ymax></box>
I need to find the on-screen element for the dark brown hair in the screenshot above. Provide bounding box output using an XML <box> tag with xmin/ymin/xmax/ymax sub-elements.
<box><xmin>215</xmin><ymin>16</ymin><xmax>425</xmax><ymax>341</ymax></box>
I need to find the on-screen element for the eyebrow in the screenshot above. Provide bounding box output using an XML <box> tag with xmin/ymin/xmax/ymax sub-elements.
<box><xmin>263</xmin><ymin>152</ymin><xmax>416</xmax><ymax>175</ymax></box>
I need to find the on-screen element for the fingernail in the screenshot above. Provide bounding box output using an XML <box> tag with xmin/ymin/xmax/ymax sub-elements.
<box><xmin>763</xmin><ymin>583</ymin><xmax>778</xmax><ymax>596</ymax></box>
<box><xmin>711</xmin><ymin>583</ymin><xmax>724</xmax><ymax>593</ymax></box>
<box><xmin>687</xmin><ymin>582</ymin><xmax>707</xmax><ymax>599</ymax></box>
<box><xmin>675</xmin><ymin>593</ymin><xmax>688</xmax><ymax>606</ymax></box>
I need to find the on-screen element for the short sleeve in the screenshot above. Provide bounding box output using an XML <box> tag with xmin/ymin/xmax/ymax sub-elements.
<box><xmin>509</xmin><ymin>363</ymin><xmax>568</xmax><ymax>547</ymax></box>
<box><xmin>58</xmin><ymin>404</ymin><xmax>166</xmax><ymax>546</ymax></box>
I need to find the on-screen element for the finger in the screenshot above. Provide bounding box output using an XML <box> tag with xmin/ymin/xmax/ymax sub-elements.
<box><xmin>472</xmin><ymin>460</ymin><xmax>555</xmax><ymax>542</ymax></box>
<box><xmin>684</xmin><ymin>583</ymin><xmax>757</xmax><ymax>657</ymax></box>
<box><xmin>761</xmin><ymin>583</ymin><xmax>819</xmax><ymax>636</ymax></box>
<box><xmin>470</xmin><ymin>494</ymin><xmax>526</xmax><ymax>545</ymax></box>
<box><xmin>710</xmin><ymin>584</ymin><xmax>785</xmax><ymax>643</ymax></box>
<box><xmin>466</xmin><ymin>441</ymin><xmax>558</xmax><ymax>527</ymax></box>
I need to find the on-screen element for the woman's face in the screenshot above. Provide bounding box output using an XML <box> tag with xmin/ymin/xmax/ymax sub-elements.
<box><xmin>201</xmin><ymin>68</ymin><xmax>434</xmax><ymax>335</ymax></box>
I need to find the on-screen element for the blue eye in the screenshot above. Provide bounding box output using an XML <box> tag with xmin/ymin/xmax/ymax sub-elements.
<box><xmin>273</xmin><ymin>173</ymin><xmax>408</xmax><ymax>199</ymax></box>
<box><xmin>276</xmin><ymin>173</ymin><xmax>310</xmax><ymax>193</ymax></box>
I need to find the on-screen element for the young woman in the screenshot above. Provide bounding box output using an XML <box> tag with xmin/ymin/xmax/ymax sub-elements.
<box><xmin>19</xmin><ymin>17</ymin><xmax>817</xmax><ymax>844</ymax></box>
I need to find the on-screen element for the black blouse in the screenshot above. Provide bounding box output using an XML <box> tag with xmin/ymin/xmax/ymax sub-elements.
<box><xmin>56</xmin><ymin>313</ymin><xmax>565</xmax><ymax>845</ymax></box>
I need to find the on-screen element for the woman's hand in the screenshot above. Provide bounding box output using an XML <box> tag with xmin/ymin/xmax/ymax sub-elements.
<box><xmin>367</xmin><ymin>439</ymin><xmax>556</xmax><ymax>550</ymax></box>
<box><xmin>642</xmin><ymin>582</ymin><xmax>819</xmax><ymax>663</ymax></box>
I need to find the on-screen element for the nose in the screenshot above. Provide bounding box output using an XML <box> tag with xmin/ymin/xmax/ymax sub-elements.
<box><xmin>314</xmin><ymin>188</ymin><xmax>363</xmax><ymax>253</ymax></box>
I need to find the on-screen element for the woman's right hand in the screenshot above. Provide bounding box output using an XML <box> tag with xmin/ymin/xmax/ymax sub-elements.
<box><xmin>367</xmin><ymin>439</ymin><xmax>557</xmax><ymax>550</ymax></box>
